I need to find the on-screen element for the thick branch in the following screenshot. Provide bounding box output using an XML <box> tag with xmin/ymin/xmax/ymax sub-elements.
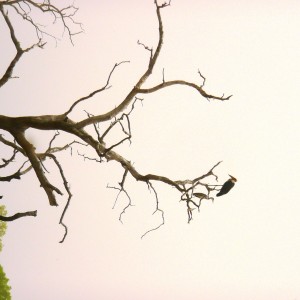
<box><xmin>12</xmin><ymin>131</ymin><xmax>61</xmax><ymax>206</ymax></box>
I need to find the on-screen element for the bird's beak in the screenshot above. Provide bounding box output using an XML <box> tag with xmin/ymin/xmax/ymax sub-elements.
<box><xmin>229</xmin><ymin>174</ymin><xmax>237</xmax><ymax>181</ymax></box>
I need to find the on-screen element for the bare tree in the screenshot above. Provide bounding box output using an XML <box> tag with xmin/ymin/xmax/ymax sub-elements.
<box><xmin>0</xmin><ymin>0</ymin><xmax>232</xmax><ymax>242</ymax></box>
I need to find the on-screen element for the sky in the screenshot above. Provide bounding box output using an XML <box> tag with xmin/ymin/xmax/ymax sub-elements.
<box><xmin>1</xmin><ymin>0</ymin><xmax>300</xmax><ymax>299</ymax></box>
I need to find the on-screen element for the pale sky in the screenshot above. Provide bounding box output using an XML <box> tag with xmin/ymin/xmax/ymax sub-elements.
<box><xmin>1</xmin><ymin>0</ymin><xmax>300</xmax><ymax>299</ymax></box>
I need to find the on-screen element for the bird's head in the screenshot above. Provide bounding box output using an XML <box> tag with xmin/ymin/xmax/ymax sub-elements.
<box><xmin>229</xmin><ymin>175</ymin><xmax>237</xmax><ymax>182</ymax></box>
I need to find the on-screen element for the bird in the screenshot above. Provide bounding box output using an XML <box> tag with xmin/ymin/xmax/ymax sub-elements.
<box><xmin>193</xmin><ymin>193</ymin><xmax>208</xmax><ymax>200</ymax></box>
<box><xmin>216</xmin><ymin>175</ymin><xmax>237</xmax><ymax>197</ymax></box>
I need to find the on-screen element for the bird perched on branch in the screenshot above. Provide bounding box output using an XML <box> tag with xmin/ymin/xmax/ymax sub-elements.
<box><xmin>193</xmin><ymin>193</ymin><xmax>208</xmax><ymax>200</ymax></box>
<box><xmin>216</xmin><ymin>175</ymin><xmax>237</xmax><ymax>197</ymax></box>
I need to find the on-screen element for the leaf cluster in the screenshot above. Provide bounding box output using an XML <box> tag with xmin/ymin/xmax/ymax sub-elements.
<box><xmin>0</xmin><ymin>205</ymin><xmax>7</xmax><ymax>252</ymax></box>
<box><xmin>0</xmin><ymin>264</ymin><xmax>11</xmax><ymax>300</ymax></box>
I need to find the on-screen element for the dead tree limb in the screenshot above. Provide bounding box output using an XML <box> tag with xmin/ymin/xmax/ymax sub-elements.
<box><xmin>0</xmin><ymin>210</ymin><xmax>37</xmax><ymax>222</ymax></box>
<box><xmin>0</xmin><ymin>0</ymin><xmax>233</xmax><ymax>241</ymax></box>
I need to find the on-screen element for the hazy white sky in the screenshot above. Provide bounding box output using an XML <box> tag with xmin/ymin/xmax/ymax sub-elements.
<box><xmin>1</xmin><ymin>0</ymin><xmax>300</xmax><ymax>299</ymax></box>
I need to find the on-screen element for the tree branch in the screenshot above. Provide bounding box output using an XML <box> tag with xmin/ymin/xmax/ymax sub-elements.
<box><xmin>0</xmin><ymin>210</ymin><xmax>37</xmax><ymax>221</ymax></box>
<box><xmin>141</xmin><ymin>182</ymin><xmax>165</xmax><ymax>239</ymax></box>
<box><xmin>64</xmin><ymin>61</ymin><xmax>130</xmax><ymax>116</ymax></box>
<box><xmin>0</xmin><ymin>0</ymin><xmax>233</xmax><ymax>237</ymax></box>
<box><xmin>12</xmin><ymin>131</ymin><xmax>62</xmax><ymax>206</ymax></box>
<box><xmin>0</xmin><ymin>134</ymin><xmax>25</xmax><ymax>155</ymax></box>
<box><xmin>0</xmin><ymin>148</ymin><xmax>17</xmax><ymax>169</ymax></box>
<box><xmin>0</xmin><ymin>0</ymin><xmax>82</xmax><ymax>88</ymax></box>
<box><xmin>108</xmin><ymin>169</ymin><xmax>133</xmax><ymax>223</ymax></box>
<box><xmin>45</xmin><ymin>153</ymin><xmax>72</xmax><ymax>243</ymax></box>
<box><xmin>137</xmin><ymin>80</ymin><xmax>232</xmax><ymax>101</ymax></box>
<box><xmin>74</xmin><ymin>1</ymin><xmax>167</xmax><ymax>129</ymax></box>
<box><xmin>0</xmin><ymin>5</ymin><xmax>24</xmax><ymax>87</ymax></box>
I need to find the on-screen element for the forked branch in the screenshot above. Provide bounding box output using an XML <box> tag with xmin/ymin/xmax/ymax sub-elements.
<box><xmin>64</xmin><ymin>61</ymin><xmax>130</xmax><ymax>116</ymax></box>
<box><xmin>0</xmin><ymin>0</ymin><xmax>233</xmax><ymax>241</ymax></box>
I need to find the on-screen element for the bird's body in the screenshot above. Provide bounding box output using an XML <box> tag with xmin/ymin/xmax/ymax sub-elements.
<box><xmin>216</xmin><ymin>175</ymin><xmax>237</xmax><ymax>197</ymax></box>
<box><xmin>193</xmin><ymin>193</ymin><xmax>208</xmax><ymax>200</ymax></box>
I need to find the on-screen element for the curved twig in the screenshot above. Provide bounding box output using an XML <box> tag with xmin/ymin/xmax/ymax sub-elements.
<box><xmin>0</xmin><ymin>210</ymin><xmax>37</xmax><ymax>221</ymax></box>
